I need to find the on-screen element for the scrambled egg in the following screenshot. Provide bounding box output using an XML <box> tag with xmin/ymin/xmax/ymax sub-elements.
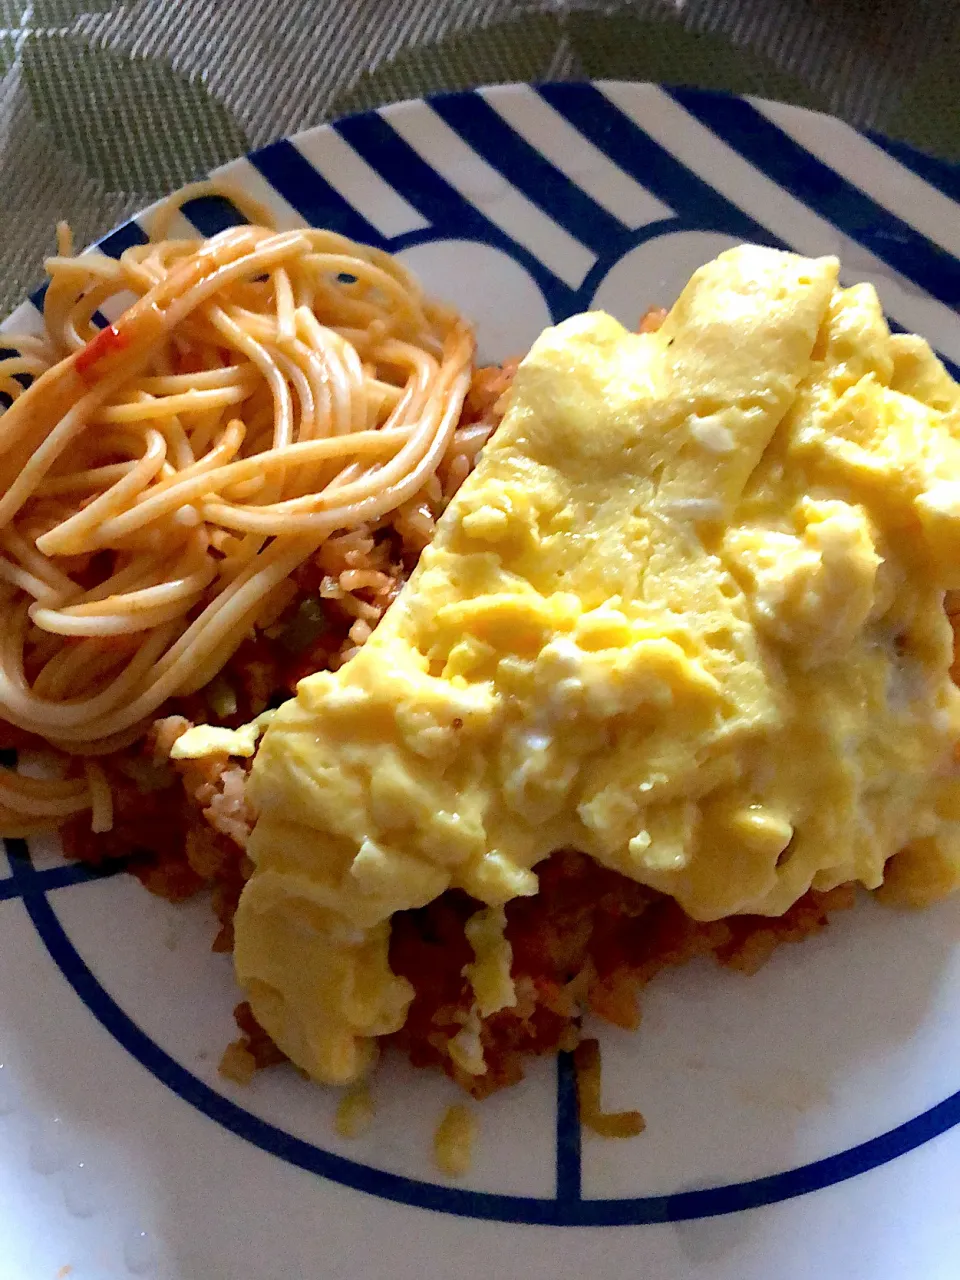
<box><xmin>233</xmin><ymin>245</ymin><xmax>960</xmax><ymax>1085</ymax></box>
<box><xmin>170</xmin><ymin>712</ymin><xmax>274</xmax><ymax>760</ymax></box>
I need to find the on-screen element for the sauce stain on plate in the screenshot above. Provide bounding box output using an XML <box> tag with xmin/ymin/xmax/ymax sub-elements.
<box><xmin>736</xmin><ymin>1068</ymin><xmax>833</xmax><ymax>1115</ymax></box>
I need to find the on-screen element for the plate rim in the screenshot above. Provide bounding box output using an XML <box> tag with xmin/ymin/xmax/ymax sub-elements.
<box><xmin>3</xmin><ymin>78</ymin><xmax>960</xmax><ymax>1232</ymax></box>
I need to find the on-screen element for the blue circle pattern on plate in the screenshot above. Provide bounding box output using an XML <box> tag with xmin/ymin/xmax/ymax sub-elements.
<box><xmin>4</xmin><ymin>80</ymin><xmax>960</xmax><ymax>1226</ymax></box>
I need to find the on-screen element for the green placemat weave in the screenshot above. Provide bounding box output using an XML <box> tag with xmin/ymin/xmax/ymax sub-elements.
<box><xmin>0</xmin><ymin>0</ymin><xmax>956</xmax><ymax>315</ymax></box>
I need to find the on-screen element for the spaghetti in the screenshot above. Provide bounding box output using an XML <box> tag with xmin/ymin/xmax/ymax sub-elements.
<box><xmin>0</xmin><ymin>183</ymin><xmax>476</xmax><ymax>835</ymax></box>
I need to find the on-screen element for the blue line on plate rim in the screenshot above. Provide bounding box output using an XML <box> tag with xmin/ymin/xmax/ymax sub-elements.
<box><xmin>669</xmin><ymin>88</ymin><xmax>960</xmax><ymax>309</ymax></box>
<box><xmin>3</xmin><ymin>82</ymin><xmax>960</xmax><ymax>1223</ymax></box>
<box><xmin>429</xmin><ymin>91</ymin><xmax>632</xmax><ymax>258</ymax></box>
<box><xmin>332</xmin><ymin>107</ymin><xmax>578</xmax><ymax>321</ymax></box>
<box><xmin>555</xmin><ymin>1050</ymin><xmax>582</xmax><ymax>1202</ymax></box>
<box><xmin>247</xmin><ymin>138</ymin><xmax>388</xmax><ymax>249</ymax></box>
<box><xmin>534</xmin><ymin>83</ymin><xmax>779</xmax><ymax>251</ymax></box>
<box><xmin>179</xmin><ymin>194</ymin><xmax>251</xmax><ymax>238</ymax></box>
<box><xmin>0</xmin><ymin>848</ymin><xmax>128</xmax><ymax>902</ymax></box>
<box><xmin>6</xmin><ymin>832</ymin><xmax>960</xmax><ymax>1225</ymax></box>
<box><xmin>867</xmin><ymin>133</ymin><xmax>960</xmax><ymax>206</ymax></box>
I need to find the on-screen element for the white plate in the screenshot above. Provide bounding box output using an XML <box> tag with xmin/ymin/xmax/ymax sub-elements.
<box><xmin>3</xmin><ymin>82</ymin><xmax>960</xmax><ymax>1280</ymax></box>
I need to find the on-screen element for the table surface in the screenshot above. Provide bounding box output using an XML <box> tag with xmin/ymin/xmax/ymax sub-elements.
<box><xmin>0</xmin><ymin>0</ymin><xmax>957</xmax><ymax>317</ymax></box>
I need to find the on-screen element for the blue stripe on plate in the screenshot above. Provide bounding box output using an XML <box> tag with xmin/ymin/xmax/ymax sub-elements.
<box><xmin>333</xmin><ymin>111</ymin><xmax>577</xmax><ymax>318</ymax></box>
<box><xmin>0</xmin><ymin>876</ymin><xmax>19</xmax><ymax>902</ymax></box>
<box><xmin>868</xmin><ymin>133</ymin><xmax>960</xmax><ymax>206</ymax></box>
<box><xmin>248</xmin><ymin>139</ymin><xmax>387</xmax><ymax>247</ymax></box>
<box><xmin>555</xmin><ymin>1052</ymin><xmax>582</xmax><ymax>1202</ymax></box>
<box><xmin>0</xmin><ymin>355</ymin><xmax>31</xmax><ymax>397</ymax></box>
<box><xmin>334</xmin><ymin>111</ymin><xmax>494</xmax><ymax>231</ymax></box>
<box><xmin>671</xmin><ymin>90</ymin><xmax>960</xmax><ymax>309</ymax></box>
<box><xmin>14</xmin><ymin>820</ymin><xmax>960</xmax><ymax>1226</ymax></box>
<box><xmin>536</xmin><ymin>84</ymin><xmax>778</xmax><ymax>248</ymax></box>
<box><xmin>63</xmin><ymin>220</ymin><xmax>150</xmax><ymax>325</ymax></box>
<box><xmin>28</xmin><ymin>281</ymin><xmax>48</xmax><ymax>313</ymax></box>
<box><xmin>430</xmin><ymin>91</ymin><xmax>632</xmax><ymax>258</ymax></box>
<box><xmin>99</xmin><ymin>220</ymin><xmax>149</xmax><ymax>258</ymax></box>
<box><xmin>0</xmin><ymin>857</ymin><xmax>129</xmax><ymax>901</ymax></box>
<box><xmin>180</xmin><ymin>194</ymin><xmax>250</xmax><ymax>237</ymax></box>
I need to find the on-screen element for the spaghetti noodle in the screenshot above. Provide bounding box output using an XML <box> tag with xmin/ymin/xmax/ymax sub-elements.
<box><xmin>0</xmin><ymin>183</ymin><xmax>475</xmax><ymax>835</ymax></box>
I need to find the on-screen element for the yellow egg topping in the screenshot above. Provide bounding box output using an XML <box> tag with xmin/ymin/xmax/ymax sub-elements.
<box><xmin>233</xmin><ymin>245</ymin><xmax>960</xmax><ymax>1085</ymax></box>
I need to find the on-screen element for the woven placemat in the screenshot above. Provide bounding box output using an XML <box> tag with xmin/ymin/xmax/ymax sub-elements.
<box><xmin>0</xmin><ymin>0</ymin><xmax>956</xmax><ymax>315</ymax></box>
